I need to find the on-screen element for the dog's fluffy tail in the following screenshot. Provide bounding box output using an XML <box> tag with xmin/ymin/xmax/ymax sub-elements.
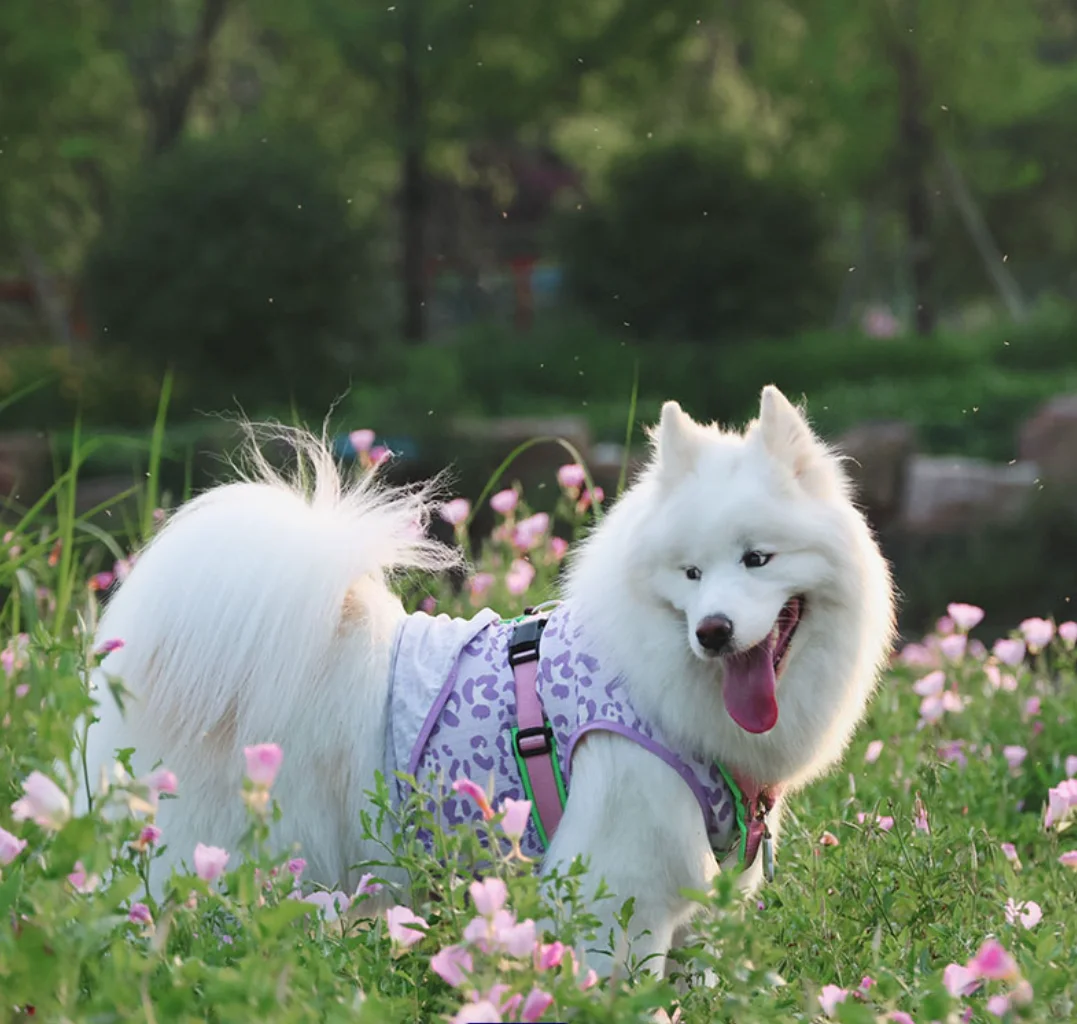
<box><xmin>87</xmin><ymin>424</ymin><xmax>458</xmax><ymax>795</ymax></box>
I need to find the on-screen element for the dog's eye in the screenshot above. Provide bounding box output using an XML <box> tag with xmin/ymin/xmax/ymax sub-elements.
<box><xmin>684</xmin><ymin>566</ymin><xmax>703</xmax><ymax>581</ymax></box>
<box><xmin>742</xmin><ymin>550</ymin><xmax>773</xmax><ymax>569</ymax></box>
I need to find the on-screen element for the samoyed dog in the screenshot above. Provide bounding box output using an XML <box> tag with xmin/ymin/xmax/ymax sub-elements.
<box><xmin>83</xmin><ymin>385</ymin><xmax>895</xmax><ymax>975</ymax></box>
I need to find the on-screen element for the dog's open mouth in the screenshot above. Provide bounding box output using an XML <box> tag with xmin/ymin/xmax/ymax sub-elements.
<box><xmin>721</xmin><ymin>597</ymin><xmax>804</xmax><ymax>735</ymax></box>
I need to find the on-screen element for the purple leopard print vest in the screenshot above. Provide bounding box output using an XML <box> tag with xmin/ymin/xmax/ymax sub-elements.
<box><xmin>384</xmin><ymin>601</ymin><xmax>739</xmax><ymax>861</ymax></box>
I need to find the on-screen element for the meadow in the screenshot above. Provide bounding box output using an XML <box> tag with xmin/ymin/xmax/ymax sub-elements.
<box><xmin>1</xmin><ymin>431</ymin><xmax>1075</xmax><ymax>1024</ymax></box>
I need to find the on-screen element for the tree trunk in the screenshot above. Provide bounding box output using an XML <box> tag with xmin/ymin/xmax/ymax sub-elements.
<box><xmin>399</xmin><ymin>0</ymin><xmax>427</xmax><ymax>343</ymax></box>
<box><xmin>892</xmin><ymin>11</ymin><xmax>936</xmax><ymax>335</ymax></box>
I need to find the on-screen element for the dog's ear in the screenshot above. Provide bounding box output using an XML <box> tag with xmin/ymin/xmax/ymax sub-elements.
<box><xmin>757</xmin><ymin>385</ymin><xmax>820</xmax><ymax>482</ymax></box>
<box><xmin>653</xmin><ymin>400</ymin><xmax>699</xmax><ymax>478</ymax></box>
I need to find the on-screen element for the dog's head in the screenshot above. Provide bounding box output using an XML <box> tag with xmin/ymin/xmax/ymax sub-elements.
<box><xmin>615</xmin><ymin>385</ymin><xmax>890</xmax><ymax>739</ymax></box>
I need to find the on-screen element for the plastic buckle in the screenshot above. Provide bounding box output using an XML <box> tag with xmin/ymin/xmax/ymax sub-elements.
<box><xmin>514</xmin><ymin>723</ymin><xmax>554</xmax><ymax>759</ymax></box>
<box><xmin>508</xmin><ymin>617</ymin><xmax>547</xmax><ymax>666</ymax></box>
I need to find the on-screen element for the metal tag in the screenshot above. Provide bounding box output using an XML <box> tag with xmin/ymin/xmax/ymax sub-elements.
<box><xmin>762</xmin><ymin>831</ymin><xmax>775</xmax><ymax>883</ymax></box>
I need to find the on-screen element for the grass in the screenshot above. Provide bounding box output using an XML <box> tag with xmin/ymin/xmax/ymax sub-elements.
<box><xmin>0</xmin><ymin>418</ymin><xmax>1075</xmax><ymax>1023</ymax></box>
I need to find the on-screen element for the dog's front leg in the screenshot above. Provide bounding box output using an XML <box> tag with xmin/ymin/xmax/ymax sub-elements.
<box><xmin>542</xmin><ymin>733</ymin><xmax>717</xmax><ymax>982</ymax></box>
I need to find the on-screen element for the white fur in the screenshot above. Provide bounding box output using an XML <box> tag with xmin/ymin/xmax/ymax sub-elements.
<box><xmin>83</xmin><ymin>390</ymin><xmax>895</xmax><ymax>977</ymax></box>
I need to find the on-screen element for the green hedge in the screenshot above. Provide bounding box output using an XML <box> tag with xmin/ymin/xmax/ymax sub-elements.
<box><xmin>3</xmin><ymin>309</ymin><xmax>1076</xmax><ymax>465</ymax></box>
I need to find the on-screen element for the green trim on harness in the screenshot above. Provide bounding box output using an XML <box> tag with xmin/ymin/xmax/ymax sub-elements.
<box><xmin>716</xmin><ymin>762</ymin><xmax>750</xmax><ymax>865</ymax></box>
<box><xmin>510</xmin><ymin>724</ymin><xmax>570</xmax><ymax>849</ymax></box>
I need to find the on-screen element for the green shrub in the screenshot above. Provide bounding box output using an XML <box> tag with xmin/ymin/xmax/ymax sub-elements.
<box><xmin>555</xmin><ymin>137</ymin><xmax>838</xmax><ymax>342</ymax></box>
<box><xmin>83</xmin><ymin>130</ymin><xmax>384</xmax><ymax>411</ymax></box>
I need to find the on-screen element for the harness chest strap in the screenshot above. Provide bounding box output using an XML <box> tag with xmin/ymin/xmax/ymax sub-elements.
<box><xmin>508</xmin><ymin>614</ymin><xmax>778</xmax><ymax>878</ymax></box>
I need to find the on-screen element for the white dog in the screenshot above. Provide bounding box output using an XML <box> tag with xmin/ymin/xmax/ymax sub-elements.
<box><xmin>83</xmin><ymin>385</ymin><xmax>895</xmax><ymax>976</ymax></box>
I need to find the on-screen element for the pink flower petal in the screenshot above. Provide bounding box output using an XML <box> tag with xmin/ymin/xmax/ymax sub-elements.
<box><xmin>947</xmin><ymin>603</ymin><xmax>985</xmax><ymax>631</ymax></box>
<box><xmin>818</xmin><ymin>984</ymin><xmax>848</xmax><ymax>1017</ymax></box>
<box><xmin>385</xmin><ymin>905</ymin><xmax>427</xmax><ymax>949</ymax></box>
<box><xmin>243</xmin><ymin>743</ymin><xmax>283</xmax><ymax>787</ymax></box>
<box><xmin>193</xmin><ymin>843</ymin><xmax>230</xmax><ymax>882</ymax></box>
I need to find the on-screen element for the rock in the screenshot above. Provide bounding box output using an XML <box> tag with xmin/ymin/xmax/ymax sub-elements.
<box><xmin>1018</xmin><ymin>393</ymin><xmax>1077</xmax><ymax>488</ymax></box>
<box><xmin>450</xmin><ymin>415</ymin><xmax>592</xmax><ymax>491</ymax></box>
<box><xmin>588</xmin><ymin>442</ymin><xmax>648</xmax><ymax>496</ymax></box>
<box><xmin>75</xmin><ymin>476</ymin><xmax>141</xmax><ymax>521</ymax></box>
<box><xmin>900</xmin><ymin>455</ymin><xmax>1040</xmax><ymax>534</ymax></box>
<box><xmin>833</xmin><ymin>421</ymin><xmax>917</xmax><ymax>529</ymax></box>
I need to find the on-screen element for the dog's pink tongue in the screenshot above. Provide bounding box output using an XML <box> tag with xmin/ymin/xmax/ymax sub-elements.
<box><xmin>722</xmin><ymin>645</ymin><xmax>779</xmax><ymax>734</ymax></box>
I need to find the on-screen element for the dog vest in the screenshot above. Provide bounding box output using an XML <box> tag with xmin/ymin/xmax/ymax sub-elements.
<box><xmin>385</xmin><ymin>601</ymin><xmax>774</xmax><ymax>871</ymax></box>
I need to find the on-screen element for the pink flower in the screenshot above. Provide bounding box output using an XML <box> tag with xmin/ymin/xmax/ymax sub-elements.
<box><xmin>243</xmin><ymin>743</ymin><xmax>283</xmax><ymax>788</ymax></box>
<box><xmin>549</xmin><ymin>536</ymin><xmax>569</xmax><ymax>561</ymax></box>
<box><xmin>1005</xmin><ymin>898</ymin><xmax>1041</xmax><ymax>929</ymax></box>
<box><xmin>1059</xmin><ymin>851</ymin><xmax>1077</xmax><ymax>868</ymax></box>
<box><xmin>1023</xmin><ymin>696</ymin><xmax>1041</xmax><ymax>719</ymax></box>
<box><xmin>1045</xmin><ymin>779</ymin><xmax>1077</xmax><ymax>828</ymax></box>
<box><xmin>857</xmin><ymin>976</ymin><xmax>875</xmax><ymax>995</ymax></box>
<box><xmin>450</xmin><ymin>1001</ymin><xmax>501</xmax><ymax>1024</ymax></box>
<box><xmin>369</xmin><ymin>445</ymin><xmax>393</xmax><ymax>467</ymax></box>
<box><xmin>913</xmin><ymin>670</ymin><xmax>945</xmax><ymax>696</ymax></box>
<box><xmin>452</xmin><ymin>778</ymin><xmax>494</xmax><ymax>821</ymax></box>
<box><xmin>469</xmin><ymin>877</ymin><xmax>508</xmax><ymax>918</ymax></box>
<box><xmin>11</xmin><ymin>771</ymin><xmax>71</xmax><ymax>830</ymax></box>
<box><xmin>578</xmin><ymin>968</ymin><xmax>599</xmax><ymax>990</ymax></box>
<box><xmin>385</xmin><ymin>905</ymin><xmax>427</xmax><ymax>949</ymax></box>
<box><xmin>287</xmin><ymin>857</ymin><xmax>306</xmax><ymax>878</ymax></box>
<box><xmin>193</xmin><ymin>843</ymin><xmax>230</xmax><ymax>882</ymax></box>
<box><xmin>900</xmin><ymin>642</ymin><xmax>936</xmax><ymax>666</ymax></box>
<box><xmin>354</xmin><ymin>872</ymin><xmax>382</xmax><ymax>900</ymax></box>
<box><xmin>128</xmin><ymin>902</ymin><xmax>153</xmax><ymax>925</ymax></box>
<box><xmin>855</xmin><ymin>813</ymin><xmax>893</xmax><ymax>831</ymax></box>
<box><xmin>490</xmin><ymin>489</ymin><xmax>519</xmax><ymax>515</ymax></box>
<box><xmin>1000</xmin><ymin>842</ymin><xmax>1021</xmax><ymax>868</ymax></box>
<box><xmin>420</xmin><ymin>595</ymin><xmax>436</xmax><ymax>614</ymax></box>
<box><xmin>512</xmin><ymin>513</ymin><xmax>549</xmax><ymax>551</ymax></box>
<box><xmin>138</xmin><ymin>825</ymin><xmax>162</xmax><ymax>848</ymax></box>
<box><xmin>499</xmin><ymin>798</ymin><xmax>531</xmax><ymax>842</ymax></box>
<box><xmin>889</xmin><ymin>1014</ymin><xmax>916</xmax><ymax>1024</ymax></box>
<box><xmin>303</xmin><ymin>890</ymin><xmax>351</xmax><ymax>922</ymax></box>
<box><xmin>349</xmin><ymin>429</ymin><xmax>375</xmax><ymax>453</ymax></box>
<box><xmin>89</xmin><ymin>572</ymin><xmax>115</xmax><ymax>592</ymax></box>
<box><xmin>864</xmin><ymin>739</ymin><xmax>884</xmax><ymax>764</ymax></box>
<box><xmin>1003</xmin><ymin>745</ymin><xmax>1028</xmax><ymax>771</ymax></box>
<box><xmin>464</xmin><ymin>908</ymin><xmax>536</xmax><ymax>956</ymax></box>
<box><xmin>146</xmin><ymin>768</ymin><xmax>178</xmax><ymax>797</ymax></box>
<box><xmin>67</xmin><ymin>861</ymin><xmax>100</xmax><ymax>893</ymax></box>
<box><xmin>576</xmin><ymin>486</ymin><xmax>604</xmax><ymax>513</ymax></box>
<box><xmin>969</xmin><ymin>938</ymin><xmax>1018</xmax><ymax>981</ymax></box>
<box><xmin>520</xmin><ymin>987</ymin><xmax>554</xmax><ymax>1022</ymax></box>
<box><xmin>936</xmin><ymin>615</ymin><xmax>955</xmax><ymax>636</ymax></box>
<box><xmin>986</xmin><ymin>995</ymin><xmax>1010</xmax><ymax>1018</ymax></box>
<box><xmin>948</xmin><ymin>603</ymin><xmax>985</xmax><ymax>631</ymax></box>
<box><xmin>96</xmin><ymin>638</ymin><xmax>125</xmax><ymax>656</ymax></box>
<box><xmin>469</xmin><ymin>573</ymin><xmax>495</xmax><ymax>604</ymax></box>
<box><xmin>819</xmin><ymin>831</ymin><xmax>840</xmax><ymax>847</ymax></box>
<box><xmin>1059</xmin><ymin>620</ymin><xmax>1077</xmax><ymax>646</ymax></box>
<box><xmin>818</xmin><ymin>984</ymin><xmax>848</xmax><ymax>1017</ymax></box>
<box><xmin>938</xmin><ymin>634</ymin><xmax>967</xmax><ymax>661</ymax></box>
<box><xmin>557</xmin><ymin>464</ymin><xmax>586</xmax><ymax>491</ymax></box>
<box><xmin>1066</xmin><ymin>755</ymin><xmax>1077</xmax><ymax>778</ymax></box>
<box><xmin>939</xmin><ymin>740</ymin><xmax>968</xmax><ymax>769</ymax></box>
<box><xmin>993</xmin><ymin>638</ymin><xmax>1026</xmax><ymax>666</ymax></box>
<box><xmin>1019</xmin><ymin>617</ymin><xmax>1054</xmax><ymax>652</ymax></box>
<box><xmin>943</xmin><ymin>963</ymin><xmax>980</xmax><ymax>997</ymax></box>
<box><xmin>985</xmin><ymin>663</ymin><xmax>1017</xmax><ymax>692</ymax></box>
<box><xmin>440</xmin><ymin>498</ymin><xmax>471</xmax><ymax>527</ymax></box>
<box><xmin>432</xmin><ymin>943</ymin><xmax>473</xmax><ymax>987</ymax></box>
<box><xmin>0</xmin><ymin>826</ymin><xmax>27</xmax><ymax>865</ymax></box>
<box><xmin>534</xmin><ymin>941</ymin><xmax>565</xmax><ymax>971</ymax></box>
<box><xmin>914</xmin><ymin>800</ymin><xmax>930</xmax><ymax>834</ymax></box>
<box><xmin>505</xmin><ymin>559</ymin><xmax>536</xmax><ymax>596</ymax></box>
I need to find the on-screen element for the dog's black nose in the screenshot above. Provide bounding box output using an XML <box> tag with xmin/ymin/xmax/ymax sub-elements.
<box><xmin>696</xmin><ymin>614</ymin><xmax>734</xmax><ymax>654</ymax></box>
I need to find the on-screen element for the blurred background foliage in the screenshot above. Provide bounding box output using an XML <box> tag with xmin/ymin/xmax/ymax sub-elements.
<box><xmin>2</xmin><ymin>0</ymin><xmax>1077</xmax><ymax>633</ymax></box>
